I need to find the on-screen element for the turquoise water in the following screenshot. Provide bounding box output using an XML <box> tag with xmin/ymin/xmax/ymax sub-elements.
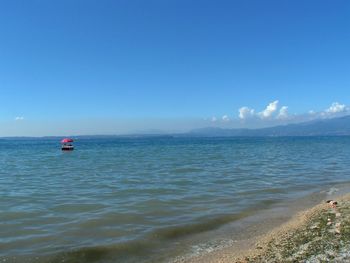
<box><xmin>1</xmin><ymin>136</ymin><xmax>350</xmax><ymax>262</ymax></box>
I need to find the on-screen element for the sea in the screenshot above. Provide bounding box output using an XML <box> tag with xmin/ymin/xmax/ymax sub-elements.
<box><xmin>1</xmin><ymin>136</ymin><xmax>350</xmax><ymax>262</ymax></box>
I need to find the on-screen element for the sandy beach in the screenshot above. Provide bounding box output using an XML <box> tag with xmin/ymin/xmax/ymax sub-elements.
<box><xmin>176</xmin><ymin>193</ymin><xmax>350</xmax><ymax>263</ymax></box>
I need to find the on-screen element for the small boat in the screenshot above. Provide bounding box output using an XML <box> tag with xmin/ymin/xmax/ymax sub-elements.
<box><xmin>61</xmin><ymin>138</ymin><xmax>74</xmax><ymax>151</ymax></box>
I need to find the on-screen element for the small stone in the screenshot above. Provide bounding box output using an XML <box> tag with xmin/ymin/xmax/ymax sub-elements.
<box><xmin>336</xmin><ymin>213</ymin><xmax>341</xmax><ymax>217</ymax></box>
<box><xmin>327</xmin><ymin>200</ymin><xmax>338</xmax><ymax>208</ymax></box>
<box><xmin>327</xmin><ymin>221</ymin><xmax>332</xmax><ymax>226</ymax></box>
<box><xmin>335</xmin><ymin>222</ymin><xmax>341</xmax><ymax>227</ymax></box>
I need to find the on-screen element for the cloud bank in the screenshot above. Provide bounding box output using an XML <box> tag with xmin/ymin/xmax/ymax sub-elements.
<box><xmin>236</xmin><ymin>101</ymin><xmax>349</xmax><ymax>123</ymax></box>
<box><xmin>325</xmin><ymin>102</ymin><xmax>347</xmax><ymax>114</ymax></box>
<box><xmin>238</xmin><ymin>100</ymin><xmax>289</xmax><ymax>120</ymax></box>
<box><xmin>208</xmin><ymin>101</ymin><xmax>350</xmax><ymax>126</ymax></box>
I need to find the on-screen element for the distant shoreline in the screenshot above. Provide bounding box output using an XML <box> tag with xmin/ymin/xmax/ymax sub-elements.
<box><xmin>2</xmin><ymin>114</ymin><xmax>350</xmax><ymax>138</ymax></box>
<box><xmin>1</xmin><ymin>134</ymin><xmax>350</xmax><ymax>140</ymax></box>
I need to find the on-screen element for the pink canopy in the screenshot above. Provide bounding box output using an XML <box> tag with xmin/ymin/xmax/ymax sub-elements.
<box><xmin>61</xmin><ymin>138</ymin><xmax>73</xmax><ymax>143</ymax></box>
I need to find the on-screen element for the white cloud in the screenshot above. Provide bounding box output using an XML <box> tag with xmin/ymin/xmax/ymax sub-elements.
<box><xmin>237</xmin><ymin>100</ymin><xmax>281</xmax><ymax>120</ymax></box>
<box><xmin>211</xmin><ymin>116</ymin><xmax>217</xmax><ymax>122</ymax></box>
<box><xmin>222</xmin><ymin>115</ymin><xmax>230</xmax><ymax>122</ymax></box>
<box><xmin>259</xmin><ymin>100</ymin><xmax>279</xmax><ymax>119</ymax></box>
<box><xmin>319</xmin><ymin>102</ymin><xmax>349</xmax><ymax>118</ymax></box>
<box><xmin>238</xmin><ymin>107</ymin><xmax>255</xmax><ymax>120</ymax></box>
<box><xmin>325</xmin><ymin>102</ymin><xmax>347</xmax><ymax>114</ymax></box>
<box><xmin>277</xmin><ymin>106</ymin><xmax>288</xmax><ymax>119</ymax></box>
<box><xmin>15</xmin><ymin>116</ymin><xmax>24</xmax><ymax>121</ymax></box>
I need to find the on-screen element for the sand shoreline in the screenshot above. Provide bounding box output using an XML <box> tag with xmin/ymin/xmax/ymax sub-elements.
<box><xmin>175</xmin><ymin>193</ymin><xmax>350</xmax><ymax>263</ymax></box>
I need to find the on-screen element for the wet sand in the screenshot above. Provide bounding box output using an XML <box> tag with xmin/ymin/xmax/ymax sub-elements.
<box><xmin>175</xmin><ymin>193</ymin><xmax>350</xmax><ymax>263</ymax></box>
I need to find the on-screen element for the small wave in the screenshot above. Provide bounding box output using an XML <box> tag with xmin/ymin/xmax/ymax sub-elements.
<box><xmin>171</xmin><ymin>238</ymin><xmax>237</xmax><ymax>262</ymax></box>
<box><xmin>326</xmin><ymin>187</ymin><xmax>339</xmax><ymax>195</ymax></box>
<box><xmin>148</xmin><ymin>209</ymin><xmax>257</xmax><ymax>241</ymax></box>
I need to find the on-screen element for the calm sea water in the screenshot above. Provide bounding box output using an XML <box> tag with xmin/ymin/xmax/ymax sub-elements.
<box><xmin>1</xmin><ymin>136</ymin><xmax>350</xmax><ymax>262</ymax></box>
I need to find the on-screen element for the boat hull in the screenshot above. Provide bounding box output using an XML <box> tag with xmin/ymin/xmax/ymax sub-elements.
<box><xmin>61</xmin><ymin>146</ymin><xmax>74</xmax><ymax>151</ymax></box>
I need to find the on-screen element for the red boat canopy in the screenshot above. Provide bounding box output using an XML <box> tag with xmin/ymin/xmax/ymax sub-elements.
<box><xmin>61</xmin><ymin>138</ymin><xmax>73</xmax><ymax>143</ymax></box>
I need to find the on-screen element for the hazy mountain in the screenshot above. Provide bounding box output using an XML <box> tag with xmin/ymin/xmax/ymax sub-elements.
<box><xmin>189</xmin><ymin>115</ymin><xmax>350</xmax><ymax>137</ymax></box>
<box><xmin>2</xmin><ymin>116</ymin><xmax>350</xmax><ymax>139</ymax></box>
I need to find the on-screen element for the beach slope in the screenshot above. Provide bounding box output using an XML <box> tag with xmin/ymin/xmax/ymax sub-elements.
<box><xmin>182</xmin><ymin>194</ymin><xmax>350</xmax><ymax>263</ymax></box>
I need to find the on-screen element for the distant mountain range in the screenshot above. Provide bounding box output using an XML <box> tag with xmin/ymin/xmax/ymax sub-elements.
<box><xmin>2</xmin><ymin>115</ymin><xmax>350</xmax><ymax>139</ymax></box>
<box><xmin>188</xmin><ymin>115</ymin><xmax>350</xmax><ymax>137</ymax></box>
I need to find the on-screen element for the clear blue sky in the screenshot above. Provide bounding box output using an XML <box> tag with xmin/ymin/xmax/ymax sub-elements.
<box><xmin>1</xmin><ymin>0</ymin><xmax>349</xmax><ymax>135</ymax></box>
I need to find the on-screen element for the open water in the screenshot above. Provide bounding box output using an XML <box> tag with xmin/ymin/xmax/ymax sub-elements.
<box><xmin>1</xmin><ymin>136</ymin><xmax>350</xmax><ymax>262</ymax></box>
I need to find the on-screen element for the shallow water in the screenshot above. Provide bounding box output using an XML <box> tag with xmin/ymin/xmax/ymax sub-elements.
<box><xmin>1</xmin><ymin>136</ymin><xmax>350</xmax><ymax>262</ymax></box>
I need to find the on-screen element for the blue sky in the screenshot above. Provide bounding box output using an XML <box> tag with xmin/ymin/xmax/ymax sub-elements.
<box><xmin>1</xmin><ymin>0</ymin><xmax>349</xmax><ymax>136</ymax></box>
